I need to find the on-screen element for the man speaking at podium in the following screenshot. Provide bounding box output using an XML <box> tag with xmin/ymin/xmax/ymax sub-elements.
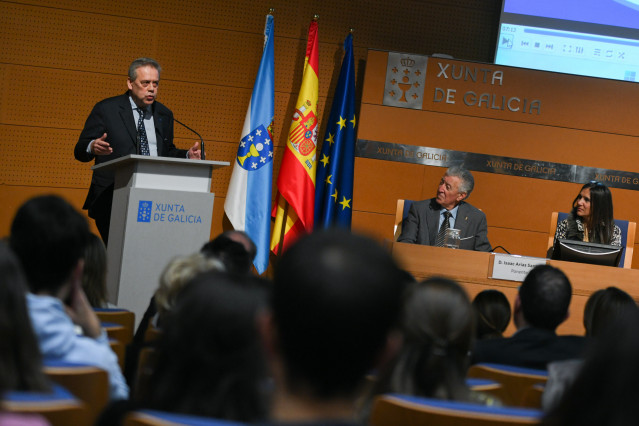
<box><xmin>74</xmin><ymin>58</ymin><xmax>201</xmax><ymax>244</ymax></box>
<box><xmin>397</xmin><ymin>166</ymin><xmax>491</xmax><ymax>251</ymax></box>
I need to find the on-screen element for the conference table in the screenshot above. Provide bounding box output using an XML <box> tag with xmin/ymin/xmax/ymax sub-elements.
<box><xmin>387</xmin><ymin>241</ymin><xmax>639</xmax><ymax>336</ymax></box>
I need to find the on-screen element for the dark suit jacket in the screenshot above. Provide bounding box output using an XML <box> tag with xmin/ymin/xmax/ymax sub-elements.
<box><xmin>74</xmin><ymin>92</ymin><xmax>187</xmax><ymax>218</ymax></box>
<box><xmin>471</xmin><ymin>327</ymin><xmax>588</xmax><ymax>370</ymax></box>
<box><xmin>397</xmin><ymin>198</ymin><xmax>491</xmax><ymax>251</ymax></box>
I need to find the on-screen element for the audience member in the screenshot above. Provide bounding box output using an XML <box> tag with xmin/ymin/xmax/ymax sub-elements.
<box><xmin>201</xmin><ymin>230</ymin><xmax>257</xmax><ymax>274</ymax></box>
<box><xmin>9</xmin><ymin>195</ymin><xmax>128</xmax><ymax>400</ymax></box>
<box><xmin>553</xmin><ymin>181</ymin><xmax>621</xmax><ymax>247</ymax></box>
<box><xmin>542</xmin><ymin>309</ymin><xmax>639</xmax><ymax>426</ymax></box>
<box><xmin>362</xmin><ymin>277</ymin><xmax>499</xmax><ymax>420</ymax></box>
<box><xmin>472</xmin><ymin>289</ymin><xmax>511</xmax><ymax>340</ymax></box>
<box><xmin>0</xmin><ymin>241</ymin><xmax>50</xmax><ymax>393</ymax></box>
<box><xmin>471</xmin><ymin>265</ymin><xmax>586</xmax><ymax>369</ymax></box>
<box><xmin>542</xmin><ymin>286</ymin><xmax>638</xmax><ymax>411</ymax></box>
<box><xmin>125</xmin><ymin>253</ymin><xmax>224</xmax><ymax>388</ymax></box>
<box><xmin>398</xmin><ymin>166</ymin><xmax>491</xmax><ymax>251</ymax></box>
<box><xmin>583</xmin><ymin>286</ymin><xmax>637</xmax><ymax>337</ymax></box>
<box><xmin>262</xmin><ymin>230</ymin><xmax>409</xmax><ymax>424</ymax></box>
<box><xmin>81</xmin><ymin>233</ymin><xmax>113</xmax><ymax>308</ymax></box>
<box><xmin>143</xmin><ymin>272</ymin><xmax>269</xmax><ymax>421</ymax></box>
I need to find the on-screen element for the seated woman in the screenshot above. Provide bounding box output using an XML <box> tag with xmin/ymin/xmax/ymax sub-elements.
<box><xmin>472</xmin><ymin>289</ymin><xmax>511</xmax><ymax>340</ymax></box>
<box><xmin>360</xmin><ymin>277</ymin><xmax>499</xmax><ymax>420</ymax></box>
<box><xmin>0</xmin><ymin>241</ymin><xmax>50</xmax><ymax>393</ymax></box>
<box><xmin>554</xmin><ymin>181</ymin><xmax>621</xmax><ymax>247</ymax></box>
<box><xmin>141</xmin><ymin>272</ymin><xmax>270</xmax><ymax>421</ymax></box>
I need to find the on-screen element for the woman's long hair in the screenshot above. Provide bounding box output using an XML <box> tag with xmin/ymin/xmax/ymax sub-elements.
<box><xmin>378</xmin><ymin>277</ymin><xmax>475</xmax><ymax>401</ymax></box>
<box><xmin>82</xmin><ymin>233</ymin><xmax>109</xmax><ymax>308</ymax></box>
<box><xmin>142</xmin><ymin>272</ymin><xmax>269</xmax><ymax>422</ymax></box>
<box><xmin>571</xmin><ymin>181</ymin><xmax>615</xmax><ymax>244</ymax></box>
<box><xmin>0</xmin><ymin>241</ymin><xmax>50</xmax><ymax>393</ymax></box>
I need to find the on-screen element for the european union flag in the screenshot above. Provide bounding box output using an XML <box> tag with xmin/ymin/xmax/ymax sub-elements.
<box><xmin>314</xmin><ymin>33</ymin><xmax>356</xmax><ymax>228</ymax></box>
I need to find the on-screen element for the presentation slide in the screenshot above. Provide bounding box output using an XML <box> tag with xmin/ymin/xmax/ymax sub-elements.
<box><xmin>495</xmin><ymin>0</ymin><xmax>639</xmax><ymax>82</ymax></box>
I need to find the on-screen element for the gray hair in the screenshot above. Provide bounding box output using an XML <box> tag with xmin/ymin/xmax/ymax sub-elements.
<box><xmin>445</xmin><ymin>166</ymin><xmax>474</xmax><ymax>198</ymax></box>
<box><xmin>128</xmin><ymin>57</ymin><xmax>162</xmax><ymax>81</ymax></box>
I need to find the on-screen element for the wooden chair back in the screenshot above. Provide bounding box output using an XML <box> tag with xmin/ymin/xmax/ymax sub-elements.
<box><xmin>43</xmin><ymin>361</ymin><xmax>109</xmax><ymax>424</ymax></box>
<box><xmin>370</xmin><ymin>394</ymin><xmax>542</xmax><ymax>426</ymax></box>
<box><xmin>2</xmin><ymin>385</ymin><xmax>91</xmax><ymax>426</ymax></box>
<box><xmin>468</xmin><ymin>363</ymin><xmax>548</xmax><ymax>408</ymax></box>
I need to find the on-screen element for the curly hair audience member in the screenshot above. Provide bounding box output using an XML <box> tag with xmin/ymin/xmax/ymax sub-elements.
<box><xmin>472</xmin><ymin>289</ymin><xmax>511</xmax><ymax>340</ymax></box>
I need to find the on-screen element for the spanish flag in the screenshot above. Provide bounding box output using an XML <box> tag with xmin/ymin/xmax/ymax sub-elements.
<box><xmin>271</xmin><ymin>18</ymin><xmax>319</xmax><ymax>255</ymax></box>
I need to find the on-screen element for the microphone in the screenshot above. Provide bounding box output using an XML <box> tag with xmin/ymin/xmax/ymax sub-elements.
<box><xmin>173</xmin><ymin>117</ymin><xmax>206</xmax><ymax>160</ymax></box>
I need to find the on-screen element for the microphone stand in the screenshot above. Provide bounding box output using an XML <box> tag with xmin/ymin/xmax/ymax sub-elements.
<box><xmin>173</xmin><ymin>117</ymin><xmax>205</xmax><ymax>160</ymax></box>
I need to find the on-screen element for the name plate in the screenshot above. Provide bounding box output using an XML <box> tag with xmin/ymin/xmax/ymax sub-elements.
<box><xmin>491</xmin><ymin>254</ymin><xmax>547</xmax><ymax>282</ymax></box>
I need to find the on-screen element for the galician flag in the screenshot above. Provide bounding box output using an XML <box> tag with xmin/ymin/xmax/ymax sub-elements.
<box><xmin>271</xmin><ymin>18</ymin><xmax>319</xmax><ymax>255</ymax></box>
<box><xmin>224</xmin><ymin>13</ymin><xmax>274</xmax><ymax>274</ymax></box>
<box><xmin>315</xmin><ymin>33</ymin><xmax>356</xmax><ymax>229</ymax></box>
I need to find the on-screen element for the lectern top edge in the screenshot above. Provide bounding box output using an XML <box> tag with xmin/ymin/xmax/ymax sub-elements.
<box><xmin>92</xmin><ymin>154</ymin><xmax>230</xmax><ymax>171</ymax></box>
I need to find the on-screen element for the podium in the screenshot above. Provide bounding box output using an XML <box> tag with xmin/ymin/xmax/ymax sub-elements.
<box><xmin>388</xmin><ymin>241</ymin><xmax>639</xmax><ymax>335</ymax></box>
<box><xmin>92</xmin><ymin>155</ymin><xmax>229</xmax><ymax>322</ymax></box>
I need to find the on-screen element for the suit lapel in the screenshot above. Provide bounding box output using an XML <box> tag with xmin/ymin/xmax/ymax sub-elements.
<box><xmin>118</xmin><ymin>94</ymin><xmax>138</xmax><ymax>151</ymax></box>
<box><xmin>153</xmin><ymin>104</ymin><xmax>166</xmax><ymax>156</ymax></box>
<box><xmin>427</xmin><ymin>200</ymin><xmax>441</xmax><ymax>245</ymax></box>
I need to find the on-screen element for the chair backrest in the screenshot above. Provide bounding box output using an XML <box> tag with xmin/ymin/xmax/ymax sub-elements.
<box><xmin>123</xmin><ymin>410</ymin><xmax>245</xmax><ymax>426</ymax></box>
<box><xmin>468</xmin><ymin>363</ymin><xmax>548</xmax><ymax>408</ymax></box>
<box><xmin>43</xmin><ymin>360</ymin><xmax>109</xmax><ymax>424</ymax></box>
<box><xmin>2</xmin><ymin>384</ymin><xmax>91</xmax><ymax>426</ymax></box>
<box><xmin>394</xmin><ymin>199</ymin><xmax>414</xmax><ymax>240</ymax></box>
<box><xmin>547</xmin><ymin>211</ymin><xmax>636</xmax><ymax>268</ymax></box>
<box><xmin>95</xmin><ymin>308</ymin><xmax>135</xmax><ymax>344</ymax></box>
<box><xmin>370</xmin><ymin>394</ymin><xmax>542</xmax><ymax>426</ymax></box>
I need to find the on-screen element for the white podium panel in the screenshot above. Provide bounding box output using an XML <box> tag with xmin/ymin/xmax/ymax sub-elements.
<box><xmin>93</xmin><ymin>155</ymin><xmax>229</xmax><ymax>324</ymax></box>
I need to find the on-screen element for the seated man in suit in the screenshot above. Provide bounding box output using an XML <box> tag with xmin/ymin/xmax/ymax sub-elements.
<box><xmin>471</xmin><ymin>265</ymin><xmax>586</xmax><ymax>370</ymax></box>
<box><xmin>397</xmin><ymin>166</ymin><xmax>491</xmax><ymax>251</ymax></box>
<box><xmin>74</xmin><ymin>57</ymin><xmax>201</xmax><ymax>245</ymax></box>
<box><xmin>260</xmin><ymin>230</ymin><xmax>409</xmax><ymax>424</ymax></box>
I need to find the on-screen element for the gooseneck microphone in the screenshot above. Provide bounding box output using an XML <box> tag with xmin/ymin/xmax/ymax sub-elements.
<box><xmin>173</xmin><ymin>117</ymin><xmax>206</xmax><ymax>160</ymax></box>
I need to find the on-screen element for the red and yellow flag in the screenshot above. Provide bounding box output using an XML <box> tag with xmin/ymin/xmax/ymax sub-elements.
<box><xmin>271</xmin><ymin>19</ymin><xmax>319</xmax><ymax>255</ymax></box>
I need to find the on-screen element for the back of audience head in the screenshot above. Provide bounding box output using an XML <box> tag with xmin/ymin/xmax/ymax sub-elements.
<box><xmin>201</xmin><ymin>230</ymin><xmax>257</xmax><ymax>274</ymax></box>
<box><xmin>0</xmin><ymin>241</ymin><xmax>50</xmax><ymax>393</ymax></box>
<box><xmin>384</xmin><ymin>277</ymin><xmax>476</xmax><ymax>401</ymax></box>
<box><xmin>9</xmin><ymin>195</ymin><xmax>89</xmax><ymax>296</ymax></box>
<box><xmin>154</xmin><ymin>252</ymin><xmax>225</xmax><ymax>325</ymax></box>
<box><xmin>583</xmin><ymin>286</ymin><xmax>637</xmax><ymax>337</ymax></box>
<box><xmin>542</xmin><ymin>308</ymin><xmax>639</xmax><ymax>426</ymax></box>
<box><xmin>517</xmin><ymin>265</ymin><xmax>571</xmax><ymax>331</ymax></box>
<box><xmin>82</xmin><ymin>232</ymin><xmax>109</xmax><ymax>308</ymax></box>
<box><xmin>144</xmin><ymin>271</ymin><xmax>269</xmax><ymax>422</ymax></box>
<box><xmin>472</xmin><ymin>289</ymin><xmax>511</xmax><ymax>340</ymax></box>
<box><xmin>269</xmin><ymin>229</ymin><xmax>409</xmax><ymax>401</ymax></box>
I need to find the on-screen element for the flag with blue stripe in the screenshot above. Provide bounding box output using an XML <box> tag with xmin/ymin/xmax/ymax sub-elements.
<box><xmin>224</xmin><ymin>14</ymin><xmax>274</xmax><ymax>274</ymax></box>
<box><xmin>314</xmin><ymin>33</ymin><xmax>356</xmax><ymax>228</ymax></box>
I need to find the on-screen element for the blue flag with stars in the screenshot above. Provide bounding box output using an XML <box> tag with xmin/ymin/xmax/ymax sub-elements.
<box><xmin>314</xmin><ymin>33</ymin><xmax>356</xmax><ymax>228</ymax></box>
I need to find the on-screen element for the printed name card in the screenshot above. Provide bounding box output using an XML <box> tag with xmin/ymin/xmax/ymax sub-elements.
<box><xmin>491</xmin><ymin>253</ymin><xmax>547</xmax><ymax>282</ymax></box>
